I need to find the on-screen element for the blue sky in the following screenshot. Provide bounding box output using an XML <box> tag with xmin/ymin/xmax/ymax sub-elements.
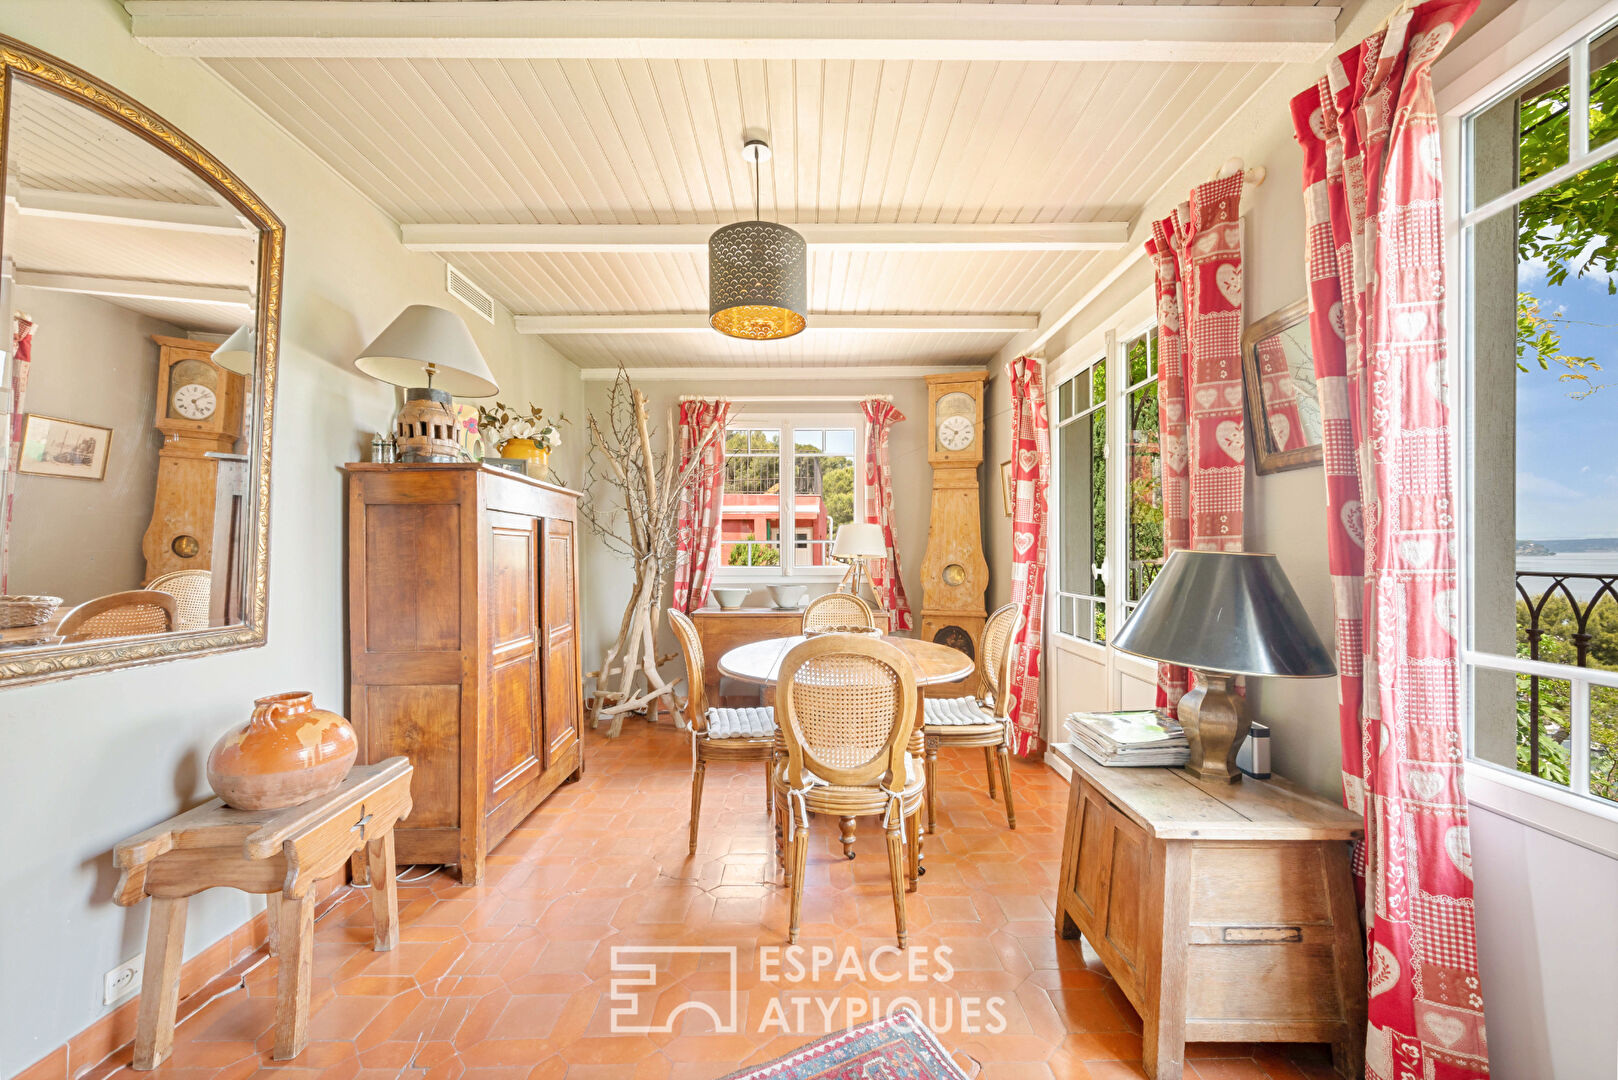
<box><xmin>1515</xmin><ymin>258</ymin><xmax>1618</xmax><ymax>541</ymax></box>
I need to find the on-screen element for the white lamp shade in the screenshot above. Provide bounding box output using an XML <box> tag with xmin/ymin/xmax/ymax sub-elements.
<box><xmin>833</xmin><ymin>522</ymin><xmax>887</xmax><ymax>558</ymax></box>
<box><xmin>211</xmin><ymin>323</ymin><xmax>255</xmax><ymax>376</ymax></box>
<box><xmin>354</xmin><ymin>304</ymin><xmax>499</xmax><ymax>398</ymax></box>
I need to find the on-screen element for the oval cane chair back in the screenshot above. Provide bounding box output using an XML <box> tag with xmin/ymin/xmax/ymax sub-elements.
<box><xmin>667</xmin><ymin>608</ymin><xmax>709</xmax><ymax>730</ymax></box>
<box><xmin>802</xmin><ymin>592</ymin><xmax>875</xmax><ymax>633</ymax></box>
<box><xmin>980</xmin><ymin>602</ymin><xmax>1023</xmax><ymax>718</ymax></box>
<box><xmin>59</xmin><ymin>590</ymin><xmax>177</xmax><ymax>642</ymax></box>
<box><xmin>777</xmin><ymin>634</ymin><xmax>917</xmax><ymax>791</ymax></box>
<box><xmin>147</xmin><ymin>569</ymin><xmax>212</xmax><ymax>631</ymax></box>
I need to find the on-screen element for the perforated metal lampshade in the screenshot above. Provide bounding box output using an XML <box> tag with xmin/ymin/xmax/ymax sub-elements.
<box><xmin>708</xmin><ymin>219</ymin><xmax>808</xmax><ymax>341</ymax></box>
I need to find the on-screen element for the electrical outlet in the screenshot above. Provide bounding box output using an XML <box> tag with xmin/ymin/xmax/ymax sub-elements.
<box><xmin>104</xmin><ymin>955</ymin><xmax>143</xmax><ymax>1006</ymax></box>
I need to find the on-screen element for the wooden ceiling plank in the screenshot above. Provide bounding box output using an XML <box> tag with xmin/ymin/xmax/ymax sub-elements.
<box><xmin>399</xmin><ymin>220</ymin><xmax>1131</xmax><ymax>252</ymax></box>
<box><xmin>515</xmin><ymin>312</ymin><xmax>1040</xmax><ymax>334</ymax></box>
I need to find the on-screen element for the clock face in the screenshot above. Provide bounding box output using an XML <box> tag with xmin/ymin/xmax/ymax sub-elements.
<box><xmin>937</xmin><ymin>414</ymin><xmax>974</xmax><ymax>452</ymax></box>
<box><xmin>172</xmin><ymin>383</ymin><xmax>217</xmax><ymax>421</ymax></box>
<box><xmin>935</xmin><ymin>390</ymin><xmax>977</xmax><ymax>453</ymax></box>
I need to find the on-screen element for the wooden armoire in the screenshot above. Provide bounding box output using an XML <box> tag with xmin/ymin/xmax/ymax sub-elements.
<box><xmin>345</xmin><ymin>462</ymin><xmax>584</xmax><ymax>884</ymax></box>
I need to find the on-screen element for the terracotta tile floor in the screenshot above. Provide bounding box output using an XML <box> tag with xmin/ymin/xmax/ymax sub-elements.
<box><xmin>125</xmin><ymin>721</ymin><xmax>1345</xmax><ymax>1080</ymax></box>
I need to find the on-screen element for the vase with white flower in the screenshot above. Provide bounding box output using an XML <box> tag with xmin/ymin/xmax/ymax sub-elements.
<box><xmin>477</xmin><ymin>402</ymin><xmax>565</xmax><ymax>480</ymax></box>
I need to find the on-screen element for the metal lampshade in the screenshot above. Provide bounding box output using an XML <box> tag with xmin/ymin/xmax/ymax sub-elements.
<box><xmin>1112</xmin><ymin>550</ymin><xmax>1335</xmax><ymax>678</ymax></box>
<box><xmin>708</xmin><ymin>219</ymin><xmax>808</xmax><ymax>341</ymax></box>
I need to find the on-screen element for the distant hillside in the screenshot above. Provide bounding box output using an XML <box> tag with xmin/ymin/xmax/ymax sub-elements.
<box><xmin>1526</xmin><ymin>538</ymin><xmax>1618</xmax><ymax>553</ymax></box>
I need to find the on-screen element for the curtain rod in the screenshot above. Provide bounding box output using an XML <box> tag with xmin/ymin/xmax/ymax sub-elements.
<box><xmin>679</xmin><ymin>394</ymin><xmax>891</xmax><ymax>403</ymax></box>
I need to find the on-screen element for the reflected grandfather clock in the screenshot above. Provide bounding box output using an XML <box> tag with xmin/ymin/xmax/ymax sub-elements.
<box><xmin>919</xmin><ymin>371</ymin><xmax>991</xmax><ymax>660</ymax></box>
<box><xmin>142</xmin><ymin>335</ymin><xmax>248</xmax><ymax>602</ymax></box>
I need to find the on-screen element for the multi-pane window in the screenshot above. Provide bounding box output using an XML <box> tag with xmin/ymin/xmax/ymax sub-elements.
<box><xmin>719</xmin><ymin>419</ymin><xmax>859</xmax><ymax>576</ymax></box>
<box><xmin>1462</xmin><ymin>23</ymin><xmax>1618</xmax><ymax>805</ymax></box>
<box><xmin>1122</xmin><ymin>331</ymin><xmax>1163</xmax><ymax>618</ymax></box>
<box><xmin>1054</xmin><ymin>357</ymin><xmax>1108</xmax><ymax>642</ymax></box>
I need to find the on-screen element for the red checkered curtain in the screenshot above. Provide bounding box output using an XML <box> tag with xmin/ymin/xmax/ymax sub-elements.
<box><xmin>671</xmin><ymin>398</ymin><xmax>730</xmax><ymax>614</ymax></box>
<box><xmin>1292</xmin><ymin>2</ymin><xmax>1487</xmax><ymax>1076</ymax></box>
<box><xmin>1006</xmin><ymin>356</ymin><xmax>1051</xmax><ymax>757</ymax></box>
<box><xmin>1256</xmin><ymin>337</ymin><xmax>1308</xmax><ymax>451</ymax></box>
<box><xmin>1145</xmin><ymin>173</ymin><xmax>1245</xmax><ymax>716</ymax></box>
<box><xmin>860</xmin><ymin>399</ymin><xmax>913</xmax><ymax>630</ymax></box>
<box><xmin>1</xmin><ymin>315</ymin><xmax>35</xmax><ymax>594</ymax></box>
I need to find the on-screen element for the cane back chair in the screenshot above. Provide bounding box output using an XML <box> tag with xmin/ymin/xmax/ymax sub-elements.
<box><xmin>668</xmin><ymin>608</ymin><xmax>777</xmax><ymax>854</ymax></box>
<box><xmin>58</xmin><ymin>590</ymin><xmax>177</xmax><ymax>642</ymax></box>
<box><xmin>920</xmin><ymin>602</ymin><xmax>1022</xmax><ymax>833</ymax></box>
<box><xmin>801</xmin><ymin>592</ymin><xmax>875</xmax><ymax>633</ymax></box>
<box><xmin>773</xmin><ymin>634</ymin><xmax>923</xmax><ymax>948</ymax></box>
<box><xmin>147</xmin><ymin>569</ymin><xmax>212</xmax><ymax>631</ymax></box>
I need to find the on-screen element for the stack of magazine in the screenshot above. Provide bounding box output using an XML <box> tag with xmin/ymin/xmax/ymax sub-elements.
<box><xmin>1065</xmin><ymin>709</ymin><xmax>1190</xmax><ymax>767</ymax></box>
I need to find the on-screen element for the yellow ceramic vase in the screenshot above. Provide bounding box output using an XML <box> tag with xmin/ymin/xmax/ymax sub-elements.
<box><xmin>499</xmin><ymin>437</ymin><xmax>550</xmax><ymax>479</ymax></box>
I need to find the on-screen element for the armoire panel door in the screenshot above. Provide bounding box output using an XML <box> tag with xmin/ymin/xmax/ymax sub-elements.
<box><xmin>541</xmin><ymin>518</ymin><xmax>580</xmax><ymax>760</ymax></box>
<box><xmin>485</xmin><ymin>511</ymin><xmax>544</xmax><ymax>804</ymax></box>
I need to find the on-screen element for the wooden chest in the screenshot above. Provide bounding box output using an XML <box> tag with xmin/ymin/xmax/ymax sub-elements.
<box><xmin>1052</xmin><ymin>743</ymin><xmax>1366</xmax><ymax>1080</ymax></box>
<box><xmin>346</xmin><ymin>463</ymin><xmax>584</xmax><ymax>884</ymax></box>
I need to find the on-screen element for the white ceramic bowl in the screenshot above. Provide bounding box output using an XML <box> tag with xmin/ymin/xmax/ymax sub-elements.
<box><xmin>711</xmin><ymin>587</ymin><xmax>751</xmax><ymax>610</ymax></box>
<box><xmin>768</xmin><ymin>584</ymin><xmax>808</xmax><ymax>610</ymax></box>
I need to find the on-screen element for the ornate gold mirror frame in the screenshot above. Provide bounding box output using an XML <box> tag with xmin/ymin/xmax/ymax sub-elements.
<box><xmin>0</xmin><ymin>37</ymin><xmax>282</xmax><ymax>687</ymax></box>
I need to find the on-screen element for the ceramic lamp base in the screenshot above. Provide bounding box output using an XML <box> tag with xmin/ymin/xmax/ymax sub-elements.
<box><xmin>1179</xmin><ymin>670</ymin><xmax>1247</xmax><ymax>784</ymax></box>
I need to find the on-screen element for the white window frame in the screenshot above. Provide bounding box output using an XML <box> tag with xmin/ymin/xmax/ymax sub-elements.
<box><xmin>714</xmin><ymin>412</ymin><xmax>865</xmax><ymax>584</ymax></box>
<box><xmin>1443</xmin><ymin>0</ymin><xmax>1618</xmax><ymax>854</ymax></box>
<box><xmin>1051</xmin><ymin>347</ymin><xmax>1110</xmax><ymax>645</ymax></box>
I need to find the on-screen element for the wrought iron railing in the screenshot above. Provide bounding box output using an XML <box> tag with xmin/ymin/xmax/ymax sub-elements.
<box><xmin>1514</xmin><ymin>570</ymin><xmax>1618</xmax><ymax>778</ymax></box>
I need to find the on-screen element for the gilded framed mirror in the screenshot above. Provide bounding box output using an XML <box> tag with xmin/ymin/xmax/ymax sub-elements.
<box><xmin>0</xmin><ymin>38</ymin><xmax>282</xmax><ymax>686</ymax></box>
<box><xmin>1240</xmin><ymin>299</ymin><xmax>1322</xmax><ymax>475</ymax></box>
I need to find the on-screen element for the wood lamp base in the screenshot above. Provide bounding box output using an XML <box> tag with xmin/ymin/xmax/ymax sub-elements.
<box><xmin>1179</xmin><ymin>670</ymin><xmax>1247</xmax><ymax>784</ymax></box>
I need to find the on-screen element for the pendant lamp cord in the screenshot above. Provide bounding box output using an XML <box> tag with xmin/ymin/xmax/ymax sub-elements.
<box><xmin>753</xmin><ymin>151</ymin><xmax>761</xmax><ymax>221</ymax></box>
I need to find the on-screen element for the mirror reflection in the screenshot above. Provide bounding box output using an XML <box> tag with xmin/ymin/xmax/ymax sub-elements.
<box><xmin>1241</xmin><ymin>302</ymin><xmax>1323</xmax><ymax>474</ymax></box>
<box><xmin>1</xmin><ymin>77</ymin><xmax>262</xmax><ymax>650</ymax></box>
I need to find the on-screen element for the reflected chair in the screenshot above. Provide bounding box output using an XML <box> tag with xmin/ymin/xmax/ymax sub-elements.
<box><xmin>802</xmin><ymin>592</ymin><xmax>875</xmax><ymax>633</ymax></box>
<box><xmin>774</xmin><ymin>634</ymin><xmax>923</xmax><ymax>947</ymax></box>
<box><xmin>668</xmin><ymin>609</ymin><xmax>777</xmax><ymax>855</ymax></box>
<box><xmin>147</xmin><ymin>570</ymin><xmax>212</xmax><ymax>631</ymax></box>
<box><xmin>921</xmin><ymin>602</ymin><xmax>1021</xmax><ymax>833</ymax></box>
<box><xmin>58</xmin><ymin>590</ymin><xmax>177</xmax><ymax>642</ymax></box>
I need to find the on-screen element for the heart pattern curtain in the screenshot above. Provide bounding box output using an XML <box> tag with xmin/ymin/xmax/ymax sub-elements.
<box><xmin>1256</xmin><ymin>338</ymin><xmax>1308</xmax><ymax>451</ymax></box>
<box><xmin>1291</xmin><ymin>1</ymin><xmax>1486</xmax><ymax>1076</ymax></box>
<box><xmin>1</xmin><ymin>314</ymin><xmax>36</xmax><ymax>594</ymax></box>
<box><xmin>860</xmin><ymin>399</ymin><xmax>913</xmax><ymax>630</ymax></box>
<box><xmin>1145</xmin><ymin>173</ymin><xmax>1246</xmax><ymax>715</ymax></box>
<box><xmin>671</xmin><ymin>398</ymin><xmax>730</xmax><ymax>613</ymax></box>
<box><xmin>1006</xmin><ymin>356</ymin><xmax>1051</xmax><ymax>757</ymax></box>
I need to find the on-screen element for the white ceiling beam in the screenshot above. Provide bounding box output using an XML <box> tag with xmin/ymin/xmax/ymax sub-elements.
<box><xmin>13</xmin><ymin>271</ymin><xmax>253</xmax><ymax>309</ymax></box>
<box><xmin>126</xmin><ymin>2</ymin><xmax>1340</xmax><ymax>63</ymax></box>
<box><xmin>517</xmin><ymin>313</ymin><xmax>1039</xmax><ymax>335</ymax></box>
<box><xmin>403</xmin><ymin>221</ymin><xmax>1129</xmax><ymax>254</ymax></box>
<box><xmin>579</xmin><ymin>364</ymin><xmax>988</xmax><ymax>382</ymax></box>
<box><xmin>11</xmin><ymin>189</ymin><xmax>254</xmax><ymax>236</ymax></box>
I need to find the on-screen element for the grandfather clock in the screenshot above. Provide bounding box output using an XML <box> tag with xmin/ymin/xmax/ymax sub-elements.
<box><xmin>919</xmin><ymin>371</ymin><xmax>991</xmax><ymax>660</ymax></box>
<box><xmin>141</xmin><ymin>335</ymin><xmax>247</xmax><ymax>588</ymax></box>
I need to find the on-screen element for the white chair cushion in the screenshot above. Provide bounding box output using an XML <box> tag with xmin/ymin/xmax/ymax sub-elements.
<box><xmin>795</xmin><ymin>753</ymin><xmax>925</xmax><ymax>799</ymax></box>
<box><xmin>706</xmin><ymin>706</ymin><xmax>775</xmax><ymax>739</ymax></box>
<box><xmin>924</xmin><ymin>696</ymin><xmax>997</xmax><ymax>726</ymax></box>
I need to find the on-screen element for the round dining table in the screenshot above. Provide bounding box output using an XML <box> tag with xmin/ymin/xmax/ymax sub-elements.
<box><xmin>717</xmin><ymin>632</ymin><xmax>975</xmax><ymax>863</ymax></box>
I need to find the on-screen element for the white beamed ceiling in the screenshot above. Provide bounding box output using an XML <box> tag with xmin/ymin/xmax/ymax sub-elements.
<box><xmin>190</xmin><ymin>5</ymin><xmax>1327</xmax><ymax>370</ymax></box>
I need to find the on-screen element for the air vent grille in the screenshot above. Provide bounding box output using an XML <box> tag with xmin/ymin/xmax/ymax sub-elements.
<box><xmin>445</xmin><ymin>264</ymin><xmax>495</xmax><ymax>324</ymax></box>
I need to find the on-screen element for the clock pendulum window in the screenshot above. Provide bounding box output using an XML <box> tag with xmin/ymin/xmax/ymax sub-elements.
<box><xmin>919</xmin><ymin>371</ymin><xmax>991</xmax><ymax>660</ymax></box>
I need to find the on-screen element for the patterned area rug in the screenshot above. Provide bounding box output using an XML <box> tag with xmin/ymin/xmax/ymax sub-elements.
<box><xmin>721</xmin><ymin>1010</ymin><xmax>972</xmax><ymax>1080</ymax></box>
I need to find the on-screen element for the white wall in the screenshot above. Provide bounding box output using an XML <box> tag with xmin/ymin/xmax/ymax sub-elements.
<box><xmin>0</xmin><ymin>3</ymin><xmax>582</xmax><ymax>1075</ymax></box>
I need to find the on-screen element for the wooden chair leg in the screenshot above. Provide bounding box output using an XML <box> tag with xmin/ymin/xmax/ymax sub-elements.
<box><xmin>984</xmin><ymin>746</ymin><xmax>998</xmax><ymax>798</ymax></box>
<box><xmin>997</xmin><ymin>744</ymin><xmax>1017</xmax><ymax>830</ymax></box>
<box><xmin>273</xmin><ymin>891</ymin><xmax>316</xmax><ymax>1061</ymax></box>
<box><xmin>924</xmin><ymin>740</ymin><xmax>939</xmax><ymax>835</ymax></box>
<box><xmin>688</xmin><ymin>758</ymin><xmax>706</xmax><ymax>855</ymax></box>
<box><xmin>788</xmin><ymin>828</ymin><xmax>809</xmax><ymax>944</ymax></box>
<box><xmin>367</xmin><ymin>832</ymin><xmax>399</xmax><ymax>952</ymax></box>
<box><xmin>905</xmin><ymin>811</ymin><xmax>920</xmax><ymax>893</ymax></box>
<box><xmin>132</xmin><ymin>896</ymin><xmax>188</xmax><ymax>1070</ymax></box>
<box><xmin>264</xmin><ymin>890</ymin><xmax>280</xmax><ymax>956</ymax></box>
<box><xmin>885</xmin><ymin>821</ymin><xmax>908</xmax><ymax>949</ymax></box>
<box><xmin>762</xmin><ymin>758</ymin><xmax>772</xmax><ymax>818</ymax></box>
<box><xmin>838</xmin><ymin>816</ymin><xmax>857</xmax><ymax>860</ymax></box>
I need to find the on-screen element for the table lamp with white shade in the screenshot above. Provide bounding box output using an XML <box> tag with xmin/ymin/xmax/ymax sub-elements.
<box><xmin>1111</xmin><ymin>549</ymin><xmax>1335</xmax><ymax>783</ymax></box>
<box><xmin>210</xmin><ymin>323</ymin><xmax>255</xmax><ymax>376</ymax></box>
<box><xmin>833</xmin><ymin>522</ymin><xmax>889</xmax><ymax>611</ymax></box>
<box><xmin>354</xmin><ymin>304</ymin><xmax>498</xmax><ymax>462</ymax></box>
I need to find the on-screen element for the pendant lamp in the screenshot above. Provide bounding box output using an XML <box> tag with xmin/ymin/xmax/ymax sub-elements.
<box><xmin>709</xmin><ymin>139</ymin><xmax>808</xmax><ymax>340</ymax></box>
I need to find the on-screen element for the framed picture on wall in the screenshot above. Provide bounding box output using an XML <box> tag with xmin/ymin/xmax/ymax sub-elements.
<box><xmin>17</xmin><ymin>414</ymin><xmax>113</xmax><ymax>481</ymax></box>
<box><xmin>1000</xmin><ymin>459</ymin><xmax>1014</xmax><ymax>516</ymax></box>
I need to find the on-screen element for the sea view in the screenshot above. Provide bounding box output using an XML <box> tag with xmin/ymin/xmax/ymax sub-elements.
<box><xmin>1516</xmin><ymin>550</ymin><xmax>1618</xmax><ymax>602</ymax></box>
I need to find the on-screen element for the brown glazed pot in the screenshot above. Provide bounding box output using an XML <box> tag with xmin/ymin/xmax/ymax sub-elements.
<box><xmin>206</xmin><ymin>691</ymin><xmax>359</xmax><ymax>810</ymax></box>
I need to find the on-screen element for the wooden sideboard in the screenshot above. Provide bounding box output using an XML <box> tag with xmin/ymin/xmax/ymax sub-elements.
<box><xmin>346</xmin><ymin>463</ymin><xmax>584</xmax><ymax>884</ymax></box>
<box><xmin>689</xmin><ymin>605</ymin><xmax>891</xmax><ymax>704</ymax></box>
<box><xmin>1051</xmin><ymin>743</ymin><xmax>1366</xmax><ymax>1080</ymax></box>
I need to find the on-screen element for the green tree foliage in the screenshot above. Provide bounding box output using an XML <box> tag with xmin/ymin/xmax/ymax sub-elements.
<box><xmin>1515</xmin><ymin>592</ymin><xmax>1618</xmax><ymax>801</ymax></box>
<box><xmin>727</xmin><ymin>534</ymin><xmax>779</xmax><ymax>567</ymax></box>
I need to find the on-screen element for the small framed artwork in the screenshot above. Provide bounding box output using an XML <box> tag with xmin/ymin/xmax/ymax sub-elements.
<box><xmin>18</xmin><ymin>414</ymin><xmax>113</xmax><ymax>481</ymax></box>
<box><xmin>1000</xmin><ymin>459</ymin><xmax>1014</xmax><ymax>516</ymax></box>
